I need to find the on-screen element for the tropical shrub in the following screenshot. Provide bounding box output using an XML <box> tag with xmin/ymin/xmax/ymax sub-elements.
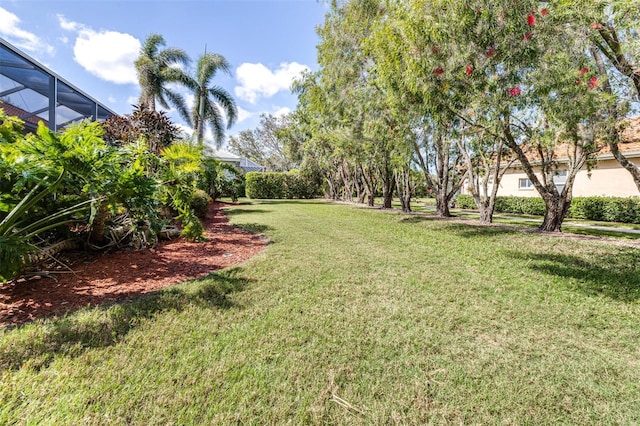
<box><xmin>103</xmin><ymin>105</ymin><xmax>181</xmax><ymax>156</ymax></box>
<box><xmin>1</xmin><ymin>110</ymin><xmax>166</xmax><ymax>257</ymax></box>
<box><xmin>159</xmin><ymin>141</ymin><xmax>205</xmax><ymax>241</ymax></box>
<box><xmin>196</xmin><ymin>157</ymin><xmax>243</xmax><ymax>201</ymax></box>
<box><xmin>0</xmin><ymin>172</ymin><xmax>93</xmax><ymax>282</ymax></box>
<box><xmin>191</xmin><ymin>188</ymin><xmax>211</xmax><ymax>218</ymax></box>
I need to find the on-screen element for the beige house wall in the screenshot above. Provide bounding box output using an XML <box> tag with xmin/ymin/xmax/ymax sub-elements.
<box><xmin>494</xmin><ymin>157</ymin><xmax>640</xmax><ymax>197</ymax></box>
<box><xmin>497</xmin><ymin>168</ymin><xmax>540</xmax><ymax>197</ymax></box>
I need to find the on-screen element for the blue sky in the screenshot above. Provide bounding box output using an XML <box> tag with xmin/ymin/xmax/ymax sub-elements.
<box><xmin>0</xmin><ymin>0</ymin><xmax>327</xmax><ymax>145</ymax></box>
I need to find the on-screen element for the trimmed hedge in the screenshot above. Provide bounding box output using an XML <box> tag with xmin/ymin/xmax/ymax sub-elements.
<box><xmin>457</xmin><ymin>194</ymin><xmax>640</xmax><ymax>224</ymax></box>
<box><xmin>245</xmin><ymin>171</ymin><xmax>320</xmax><ymax>199</ymax></box>
<box><xmin>570</xmin><ymin>196</ymin><xmax>640</xmax><ymax>223</ymax></box>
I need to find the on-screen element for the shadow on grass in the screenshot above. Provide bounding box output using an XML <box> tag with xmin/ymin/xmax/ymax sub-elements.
<box><xmin>562</xmin><ymin>226</ymin><xmax>640</xmax><ymax>240</ymax></box>
<box><xmin>435</xmin><ymin>222</ymin><xmax>523</xmax><ymax>238</ymax></box>
<box><xmin>397</xmin><ymin>215</ymin><xmax>434</xmax><ymax>224</ymax></box>
<box><xmin>223</xmin><ymin>208</ymin><xmax>271</xmax><ymax>216</ymax></box>
<box><xmin>233</xmin><ymin>223</ymin><xmax>273</xmax><ymax>234</ymax></box>
<box><xmin>255</xmin><ymin>199</ymin><xmax>328</xmax><ymax>205</ymax></box>
<box><xmin>0</xmin><ymin>268</ymin><xmax>252</xmax><ymax>372</ymax></box>
<box><xmin>509</xmin><ymin>250</ymin><xmax>640</xmax><ymax>301</ymax></box>
<box><xmin>452</xmin><ymin>226</ymin><xmax>523</xmax><ymax>238</ymax></box>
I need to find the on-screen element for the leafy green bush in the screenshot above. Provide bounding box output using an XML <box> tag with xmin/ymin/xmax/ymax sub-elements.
<box><xmin>566</xmin><ymin>196</ymin><xmax>640</xmax><ymax>223</ymax></box>
<box><xmin>457</xmin><ymin>194</ymin><xmax>475</xmax><ymax>209</ymax></box>
<box><xmin>190</xmin><ymin>188</ymin><xmax>211</xmax><ymax>218</ymax></box>
<box><xmin>494</xmin><ymin>196</ymin><xmax>546</xmax><ymax>216</ymax></box>
<box><xmin>569</xmin><ymin>197</ymin><xmax>606</xmax><ymax>221</ymax></box>
<box><xmin>457</xmin><ymin>194</ymin><xmax>545</xmax><ymax>215</ymax></box>
<box><xmin>458</xmin><ymin>194</ymin><xmax>640</xmax><ymax>224</ymax></box>
<box><xmin>0</xmin><ymin>171</ymin><xmax>93</xmax><ymax>282</ymax></box>
<box><xmin>600</xmin><ymin>197</ymin><xmax>640</xmax><ymax>223</ymax></box>
<box><xmin>245</xmin><ymin>171</ymin><xmax>319</xmax><ymax>199</ymax></box>
<box><xmin>159</xmin><ymin>141</ymin><xmax>205</xmax><ymax>241</ymax></box>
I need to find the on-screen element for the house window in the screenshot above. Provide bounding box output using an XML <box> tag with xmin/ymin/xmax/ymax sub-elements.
<box><xmin>553</xmin><ymin>170</ymin><xmax>567</xmax><ymax>184</ymax></box>
<box><xmin>518</xmin><ymin>178</ymin><xmax>534</xmax><ymax>189</ymax></box>
<box><xmin>554</xmin><ymin>170</ymin><xmax>567</xmax><ymax>194</ymax></box>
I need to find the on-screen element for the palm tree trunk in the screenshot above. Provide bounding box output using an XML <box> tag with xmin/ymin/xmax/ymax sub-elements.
<box><xmin>197</xmin><ymin>93</ymin><xmax>205</xmax><ymax>146</ymax></box>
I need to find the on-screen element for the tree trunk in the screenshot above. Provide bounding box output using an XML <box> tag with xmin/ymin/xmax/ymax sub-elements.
<box><xmin>456</xmin><ymin>137</ymin><xmax>505</xmax><ymax>225</ymax></box>
<box><xmin>381</xmin><ymin>175</ymin><xmax>395</xmax><ymax>209</ymax></box>
<box><xmin>89</xmin><ymin>201</ymin><xmax>110</xmax><ymax>245</ymax></box>
<box><xmin>394</xmin><ymin>169</ymin><xmax>412</xmax><ymax>212</ymax></box>
<box><xmin>503</xmin><ymin>124</ymin><xmax>582</xmax><ymax>232</ymax></box>
<box><xmin>379</xmin><ymin>157</ymin><xmax>395</xmax><ymax>209</ymax></box>
<box><xmin>359</xmin><ymin>164</ymin><xmax>376</xmax><ymax>206</ymax></box>
<box><xmin>609</xmin><ymin>141</ymin><xmax>640</xmax><ymax>192</ymax></box>
<box><xmin>478</xmin><ymin>204</ymin><xmax>493</xmax><ymax>223</ymax></box>
<box><xmin>590</xmin><ymin>47</ymin><xmax>640</xmax><ymax>193</ymax></box>
<box><xmin>402</xmin><ymin>174</ymin><xmax>412</xmax><ymax>212</ymax></box>
<box><xmin>435</xmin><ymin>193</ymin><xmax>450</xmax><ymax>217</ymax></box>
<box><xmin>325</xmin><ymin>176</ymin><xmax>337</xmax><ymax>200</ymax></box>
<box><xmin>339</xmin><ymin>163</ymin><xmax>355</xmax><ymax>202</ymax></box>
<box><xmin>382</xmin><ymin>187</ymin><xmax>394</xmax><ymax>209</ymax></box>
<box><xmin>539</xmin><ymin>194</ymin><xmax>571</xmax><ymax>232</ymax></box>
<box><xmin>355</xmin><ymin>169</ymin><xmax>366</xmax><ymax>204</ymax></box>
<box><xmin>367</xmin><ymin>191</ymin><xmax>375</xmax><ymax>206</ymax></box>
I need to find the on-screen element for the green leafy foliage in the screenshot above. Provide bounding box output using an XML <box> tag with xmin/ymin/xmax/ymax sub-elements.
<box><xmin>459</xmin><ymin>193</ymin><xmax>640</xmax><ymax>224</ymax></box>
<box><xmin>570</xmin><ymin>196</ymin><xmax>640</xmax><ymax>223</ymax></box>
<box><xmin>196</xmin><ymin>157</ymin><xmax>243</xmax><ymax>201</ymax></box>
<box><xmin>184</xmin><ymin>52</ymin><xmax>237</xmax><ymax>145</ymax></box>
<box><xmin>0</xmin><ymin>172</ymin><xmax>93</xmax><ymax>282</ymax></box>
<box><xmin>190</xmin><ymin>188</ymin><xmax>211</xmax><ymax>219</ymax></box>
<box><xmin>135</xmin><ymin>34</ymin><xmax>191</xmax><ymax>121</ymax></box>
<box><xmin>245</xmin><ymin>172</ymin><xmax>320</xmax><ymax>199</ymax></box>
<box><xmin>160</xmin><ymin>141</ymin><xmax>206</xmax><ymax>241</ymax></box>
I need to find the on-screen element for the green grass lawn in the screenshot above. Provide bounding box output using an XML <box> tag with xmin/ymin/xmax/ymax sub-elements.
<box><xmin>2</xmin><ymin>200</ymin><xmax>640</xmax><ymax>424</ymax></box>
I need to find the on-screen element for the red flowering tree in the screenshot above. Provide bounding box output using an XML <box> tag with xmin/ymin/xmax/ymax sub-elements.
<box><xmin>561</xmin><ymin>0</ymin><xmax>640</xmax><ymax>191</ymax></box>
<box><xmin>371</xmin><ymin>0</ymin><xmax>614</xmax><ymax>230</ymax></box>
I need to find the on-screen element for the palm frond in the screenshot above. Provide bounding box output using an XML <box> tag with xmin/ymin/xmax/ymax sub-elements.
<box><xmin>208</xmin><ymin>86</ymin><xmax>237</xmax><ymax>128</ymax></box>
<box><xmin>188</xmin><ymin>51</ymin><xmax>237</xmax><ymax>144</ymax></box>
<box><xmin>140</xmin><ymin>33</ymin><xmax>165</xmax><ymax>58</ymax></box>
<box><xmin>164</xmin><ymin>90</ymin><xmax>192</xmax><ymax>126</ymax></box>
<box><xmin>204</xmin><ymin>104</ymin><xmax>226</xmax><ymax>145</ymax></box>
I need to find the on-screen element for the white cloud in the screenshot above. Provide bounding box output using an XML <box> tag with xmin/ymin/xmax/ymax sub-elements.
<box><xmin>234</xmin><ymin>62</ymin><xmax>309</xmax><ymax>104</ymax></box>
<box><xmin>58</xmin><ymin>15</ymin><xmax>81</xmax><ymax>31</ymax></box>
<box><xmin>273</xmin><ymin>107</ymin><xmax>291</xmax><ymax>117</ymax></box>
<box><xmin>184</xmin><ymin>93</ymin><xmax>196</xmax><ymax>111</ymax></box>
<box><xmin>126</xmin><ymin>96</ymin><xmax>138</xmax><ymax>106</ymax></box>
<box><xmin>175</xmin><ymin>123</ymin><xmax>194</xmax><ymax>140</ymax></box>
<box><xmin>58</xmin><ymin>15</ymin><xmax>140</xmax><ymax>84</ymax></box>
<box><xmin>108</xmin><ymin>95</ymin><xmax>116</xmax><ymax>103</ymax></box>
<box><xmin>237</xmin><ymin>106</ymin><xmax>254</xmax><ymax>123</ymax></box>
<box><xmin>0</xmin><ymin>7</ymin><xmax>54</xmax><ymax>55</ymax></box>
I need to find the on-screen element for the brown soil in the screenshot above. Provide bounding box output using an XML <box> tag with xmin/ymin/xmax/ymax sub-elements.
<box><xmin>0</xmin><ymin>202</ymin><xmax>267</xmax><ymax>327</ymax></box>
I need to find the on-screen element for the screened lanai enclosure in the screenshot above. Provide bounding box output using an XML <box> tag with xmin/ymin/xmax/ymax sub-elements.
<box><xmin>0</xmin><ymin>37</ymin><xmax>115</xmax><ymax>133</ymax></box>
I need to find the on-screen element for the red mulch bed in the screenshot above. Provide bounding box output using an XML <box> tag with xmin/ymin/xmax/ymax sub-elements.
<box><xmin>0</xmin><ymin>202</ymin><xmax>267</xmax><ymax>327</ymax></box>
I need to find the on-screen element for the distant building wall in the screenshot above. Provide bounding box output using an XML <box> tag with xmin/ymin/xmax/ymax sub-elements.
<box><xmin>495</xmin><ymin>157</ymin><xmax>640</xmax><ymax>197</ymax></box>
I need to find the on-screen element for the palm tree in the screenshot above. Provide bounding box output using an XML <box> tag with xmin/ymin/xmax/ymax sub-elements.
<box><xmin>184</xmin><ymin>52</ymin><xmax>237</xmax><ymax>146</ymax></box>
<box><xmin>135</xmin><ymin>34</ymin><xmax>191</xmax><ymax>123</ymax></box>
